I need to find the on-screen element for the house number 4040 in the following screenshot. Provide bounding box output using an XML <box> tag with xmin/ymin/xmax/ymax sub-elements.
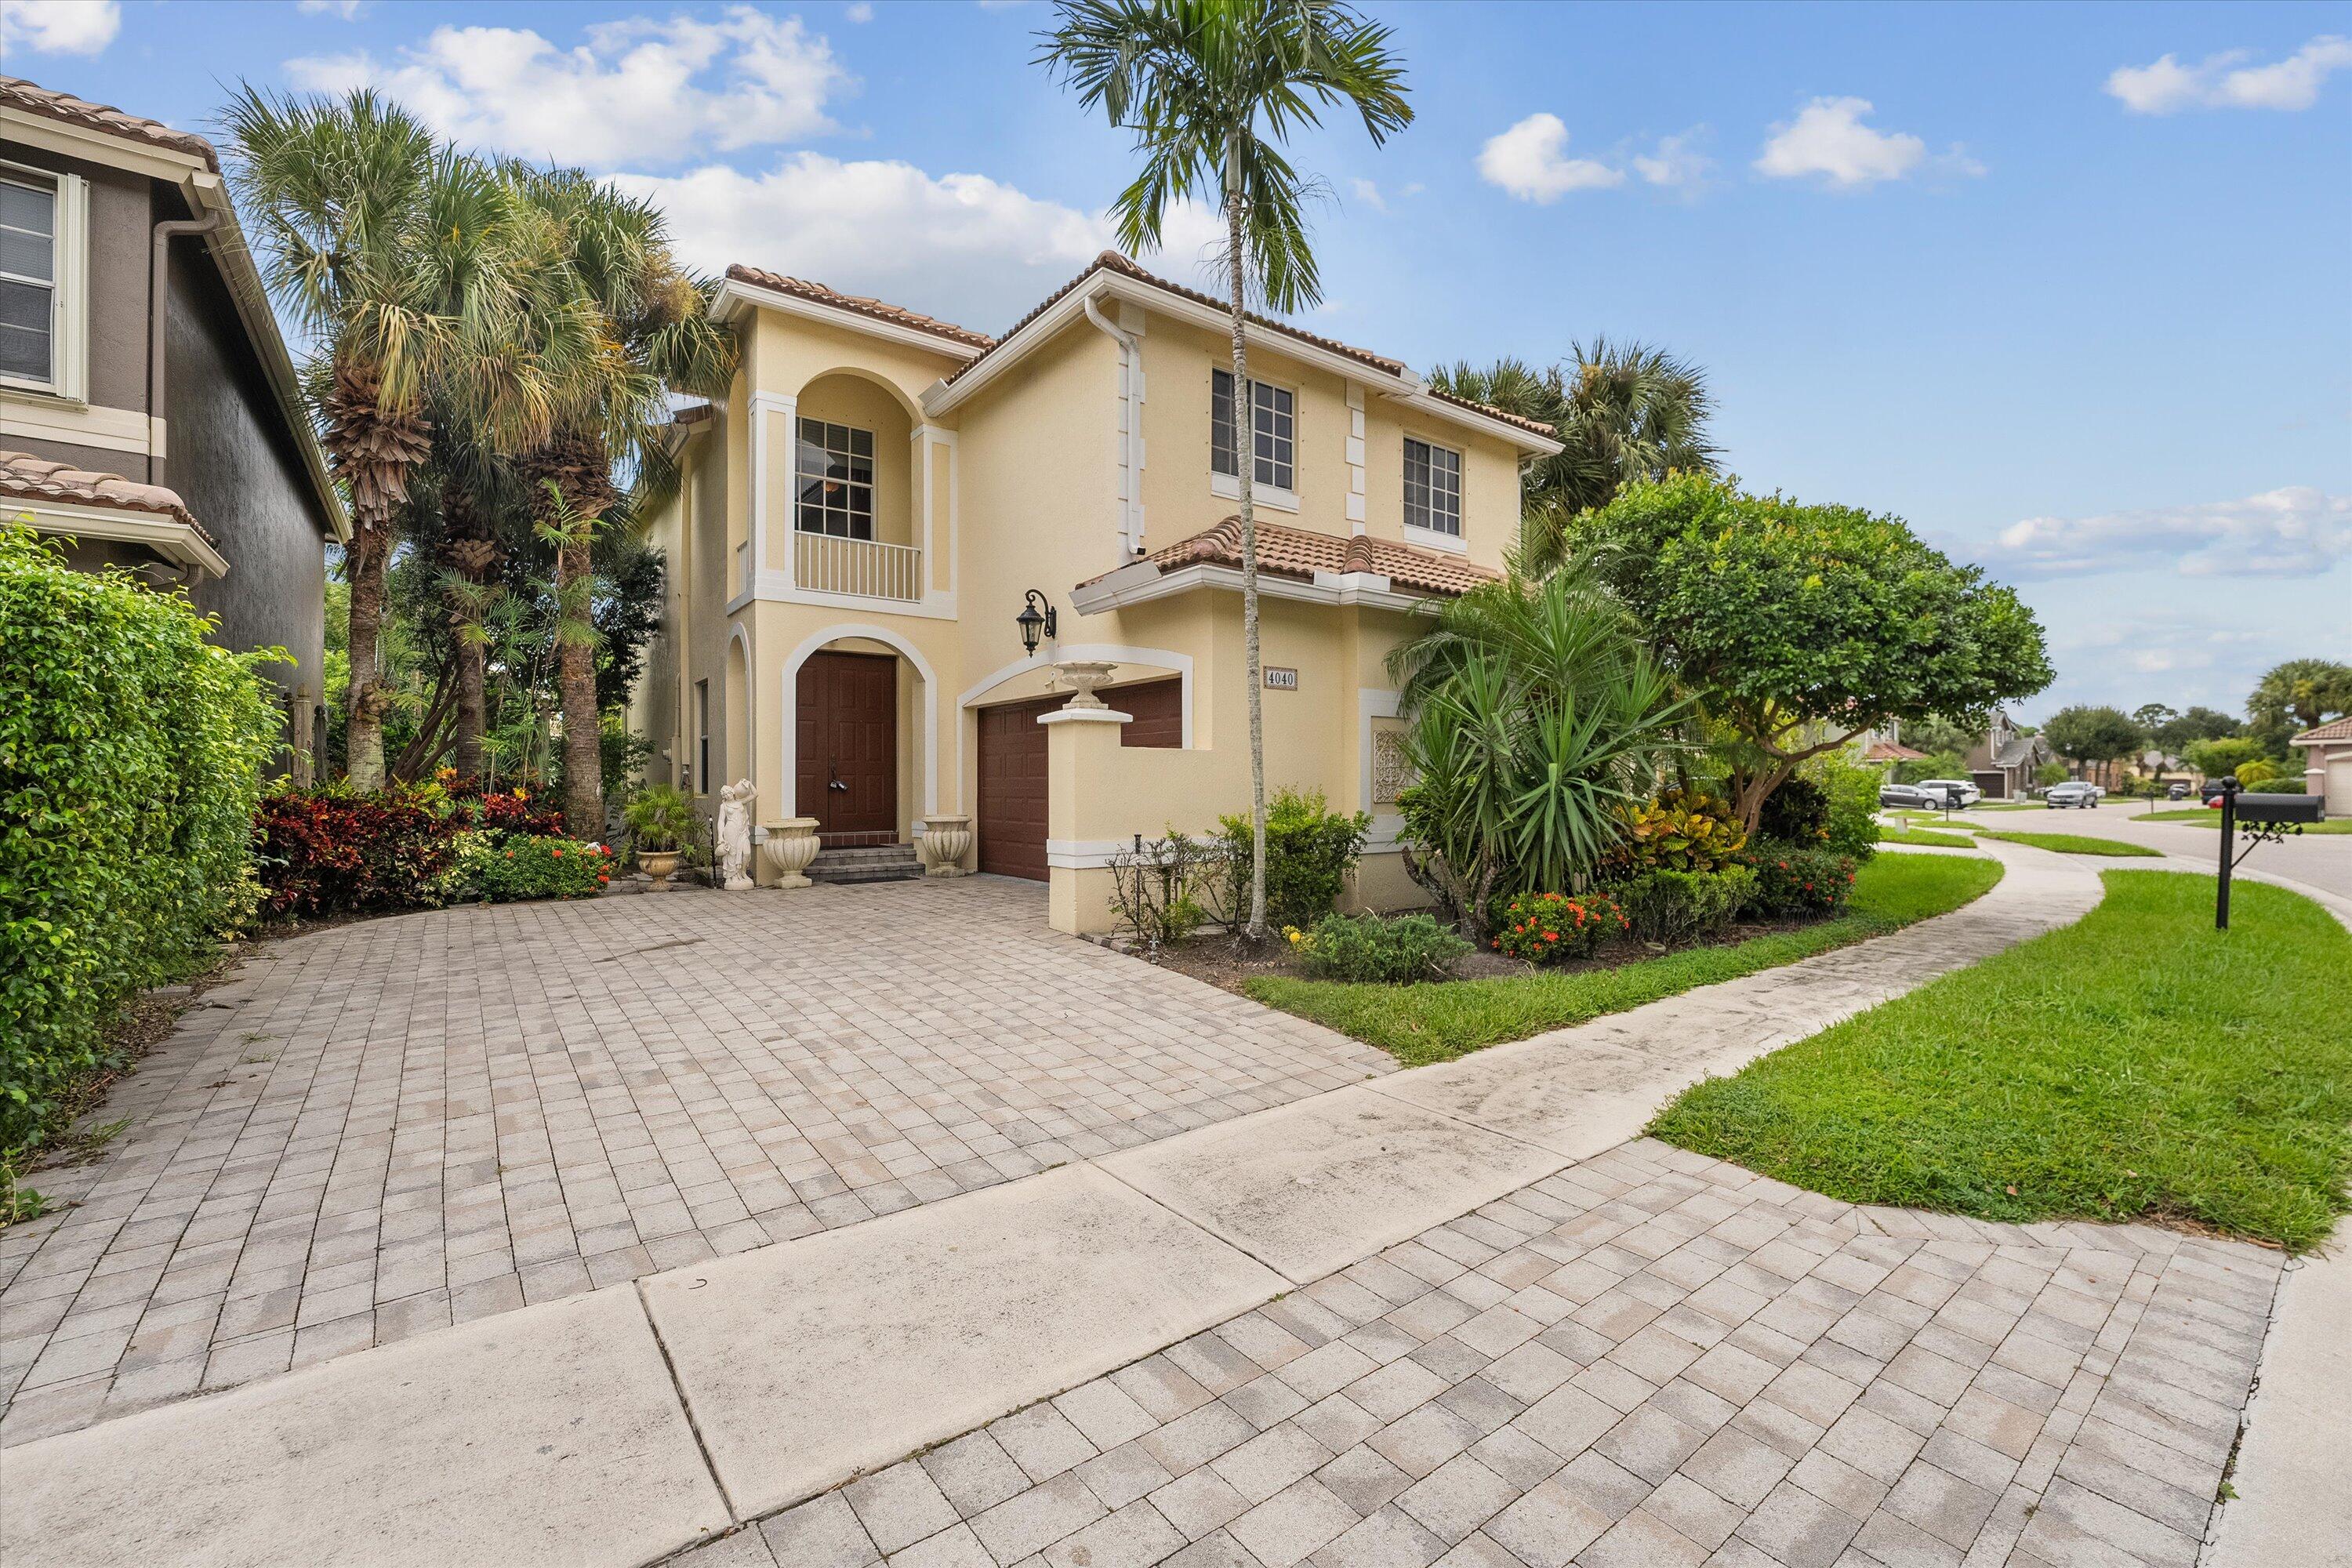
<box><xmin>1264</xmin><ymin>667</ymin><xmax>1298</xmax><ymax>690</ymax></box>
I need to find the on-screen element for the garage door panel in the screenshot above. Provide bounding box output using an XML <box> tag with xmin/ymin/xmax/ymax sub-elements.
<box><xmin>975</xmin><ymin>679</ymin><xmax>1184</xmax><ymax>882</ymax></box>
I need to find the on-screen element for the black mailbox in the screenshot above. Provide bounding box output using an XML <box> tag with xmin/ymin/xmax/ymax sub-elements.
<box><xmin>2236</xmin><ymin>793</ymin><xmax>2324</xmax><ymax>826</ymax></box>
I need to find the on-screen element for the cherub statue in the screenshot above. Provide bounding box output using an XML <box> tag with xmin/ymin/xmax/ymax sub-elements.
<box><xmin>717</xmin><ymin>779</ymin><xmax>757</xmax><ymax>890</ymax></box>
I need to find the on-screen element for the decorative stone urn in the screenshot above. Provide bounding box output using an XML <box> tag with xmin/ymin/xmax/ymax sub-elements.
<box><xmin>637</xmin><ymin>849</ymin><xmax>681</xmax><ymax>888</ymax></box>
<box><xmin>760</xmin><ymin>818</ymin><xmax>822</xmax><ymax>888</ymax></box>
<box><xmin>1054</xmin><ymin>659</ymin><xmax>1119</xmax><ymax>708</ymax></box>
<box><xmin>918</xmin><ymin>815</ymin><xmax>973</xmax><ymax>877</ymax></box>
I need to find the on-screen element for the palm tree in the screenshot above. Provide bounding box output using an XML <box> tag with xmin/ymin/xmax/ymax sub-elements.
<box><xmin>500</xmin><ymin>164</ymin><xmax>735</xmax><ymax>837</ymax></box>
<box><xmin>1039</xmin><ymin>0</ymin><xmax>1411</xmax><ymax>941</ymax></box>
<box><xmin>226</xmin><ymin>89</ymin><xmax>550</xmax><ymax>791</ymax></box>
<box><xmin>1433</xmin><ymin>339</ymin><xmax>1719</xmax><ymax>575</ymax></box>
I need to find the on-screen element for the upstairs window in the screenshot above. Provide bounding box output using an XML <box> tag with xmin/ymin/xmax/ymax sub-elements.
<box><xmin>0</xmin><ymin>167</ymin><xmax>87</xmax><ymax>400</ymax></box>
<box><xmin>1211</xmin><ymin>368</ymin><xmax>1294</xmax><ymax>492</ymax></box>
<box><xmin>0</xmin><ymin>176</ymin><xmax>57</xmax><ymax>386</ymax></box>
<box><xmin>1403</xmin><ymin>437</ymin><xmax>1461</xmax><ymax>537</ymax></box>
<box><xmin>794</xmin><ymin>418</ymin><xmax>873</xmax><ymax>539</ymax></box>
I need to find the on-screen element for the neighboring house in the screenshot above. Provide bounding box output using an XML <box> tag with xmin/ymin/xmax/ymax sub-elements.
<box><xmin>2290</xmin><ymin>717</ymin><xmax>2352</xmax><ymax>816</ymax></box>
<box><xmin>1965</xmin><ymin>708</ymin><xmax>2051</xmax><ymax>799</ymax></box>
<box><xmin>627</xmin><ymin>251</ymin><xmax>1561</xmax><ymax>931</ymax></box>
<box><xmin>0</xmin><ymin>76</ymin><xmax>346</xmax><ymax>780</ymax></box>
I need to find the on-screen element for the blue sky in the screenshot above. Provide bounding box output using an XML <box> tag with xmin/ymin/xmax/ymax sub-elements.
<box><xmin>11</xmin><ymin>0</ymin><xmax>2347</xmax><ymax>724</ymax></box>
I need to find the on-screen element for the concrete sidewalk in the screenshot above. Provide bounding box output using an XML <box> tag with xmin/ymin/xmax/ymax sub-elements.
<box><xmin>2</xmin><ymin>844</ymin><xmax>2146</xmax><ymax>1567</ymax></box>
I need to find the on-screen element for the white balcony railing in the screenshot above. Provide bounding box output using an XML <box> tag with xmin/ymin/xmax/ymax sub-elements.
<box><xmin>793</xmin><ymin>532</ymin><xmax>922</xmax><ymax>603</ymax></box>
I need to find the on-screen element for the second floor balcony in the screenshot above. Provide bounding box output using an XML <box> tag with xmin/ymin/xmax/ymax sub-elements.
<box><xmin>794</xmin><ymin>529</ymin><xmax>922</xmax><ymax>603</ymax></box>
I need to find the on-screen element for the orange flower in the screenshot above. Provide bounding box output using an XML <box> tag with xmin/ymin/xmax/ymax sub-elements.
<box><xmin>551</xmin><ymin>848</ymin><xmax>563</xmax><ymax>858</ymax></box>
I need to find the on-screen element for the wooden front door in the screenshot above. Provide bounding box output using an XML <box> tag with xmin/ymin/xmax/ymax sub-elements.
<box><xmin>797</xmin><ymin>652</ymin><xmax>898</xmax><ymax>846</ymax></box>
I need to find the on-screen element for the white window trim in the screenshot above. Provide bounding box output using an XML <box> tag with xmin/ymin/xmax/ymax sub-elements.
<box><xmin>0</xmin><ymin>164</ymin><xmax>86</xmax><ymax>404</ymax></box>
<box><xmin>1402</xmin><ymin>434</ymin><xmax>1465</xmax><ymax>544</ymax></box>
<box><xmin>1210</xmin><ymin>367</ymin><xmax>1299</xmax><ymax>499</ymax></box>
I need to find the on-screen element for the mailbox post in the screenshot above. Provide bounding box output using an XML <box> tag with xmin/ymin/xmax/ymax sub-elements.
<box><xmin>2213</xmin><ymin>777</ymin><xmax>2324</xmax><ymax>930</ymax></box>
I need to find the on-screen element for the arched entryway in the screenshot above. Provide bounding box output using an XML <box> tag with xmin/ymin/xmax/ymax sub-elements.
<box><xmin>780</xmin><ymin>622</ymin><xmax>941</xmax><ymax>846</ymax></box>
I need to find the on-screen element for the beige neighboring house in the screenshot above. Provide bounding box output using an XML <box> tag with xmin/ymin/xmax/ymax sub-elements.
<box><xmin>0</xmin><ymin>76</ymin><xmax>347</xmax><ymax>778</ymax></box>
<box><xmin>628</xmin><ymin>251</ymin><xmax>1560</xmax><ymax>931</ymax></box>
<box><xmin>2289</xmin><ymin>717</ymin><xmax>2352</xmax><ymax>816</ymax></box>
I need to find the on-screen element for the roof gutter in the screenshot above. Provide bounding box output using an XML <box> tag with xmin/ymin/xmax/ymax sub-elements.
<box><xmin>147</xmin><ymin>209</ymin><xmax>222</xmax><ymax>491</ymax></box>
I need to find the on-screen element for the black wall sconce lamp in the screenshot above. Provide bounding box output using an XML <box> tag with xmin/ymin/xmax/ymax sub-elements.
<box><xmin>1016</xmin><ymin>589</ymin><xmax>1058</xmax><ymax>655</ymax></box>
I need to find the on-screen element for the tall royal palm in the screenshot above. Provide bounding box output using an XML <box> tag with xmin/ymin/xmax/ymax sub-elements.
<box><xmin>227</xmin><ymin>89</ymin><xmax>550</xmax><ymax>790</ymax></box>
<box><xmin>1040</xmin><ymin>0</ymin><xmax>1410</xmax><ymax>939</ymax></box>
<box><xmin>503</xmin><ymin>165</ymin><xmax>736</xmax><ymax>837</ymax></box>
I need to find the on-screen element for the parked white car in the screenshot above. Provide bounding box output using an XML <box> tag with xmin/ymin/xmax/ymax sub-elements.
<box><xmin>2043</xmin><ymin>781</ymin><xmax>2099</xmax><ymax>809</ymax></box>
<box><xmin>1918</xmin><ymin>779</ymin><xmax>1984</xmax><ymax>809</ymax></box>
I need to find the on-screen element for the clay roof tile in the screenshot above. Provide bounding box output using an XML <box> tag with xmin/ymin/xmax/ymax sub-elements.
<box><xmin>0</xmin><ymin>450</ymin><xmax>212</xmax><ymax>542</ymax></box>
<box><xmin>0</xmin><ymin>74</ymin><xmax>219</xmax><ymax>172</ymax></box>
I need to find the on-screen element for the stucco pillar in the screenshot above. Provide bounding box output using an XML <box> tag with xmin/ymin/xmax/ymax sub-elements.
<box><xmin>1042</xmin><ymin>705</ymin><xmax>1132</xmax><ymax>934</ymax></box>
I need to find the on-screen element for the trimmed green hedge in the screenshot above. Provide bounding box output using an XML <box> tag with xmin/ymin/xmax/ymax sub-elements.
<box><xmin>0</xmin><ymin>524</ymin><xmax>279</xmax><ymax>1154</ymax></box>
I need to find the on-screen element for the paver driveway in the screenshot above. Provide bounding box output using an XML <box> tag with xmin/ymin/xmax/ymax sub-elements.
<box><xmin>0</xmin><ymin>877</ymin><xmax>1389</xmax><ymax>1444</ymax></box>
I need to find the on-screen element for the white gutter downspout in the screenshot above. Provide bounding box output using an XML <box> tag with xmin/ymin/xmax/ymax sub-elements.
<box><xmin>1081</xmin><ymin>293</ymin><xmax>1146</xmax><ymax>561</ymax></box>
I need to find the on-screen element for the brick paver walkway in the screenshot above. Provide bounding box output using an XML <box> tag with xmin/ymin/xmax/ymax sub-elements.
<box><xmin>707</xmin><ymin>1138</ymin><xmax>2279</xmax><ymax>1568</ymax></box>
<box><xmin>0</xmin><ymin>879</ymin><xmax>1388</xmax><ymax>1444</ymax></box>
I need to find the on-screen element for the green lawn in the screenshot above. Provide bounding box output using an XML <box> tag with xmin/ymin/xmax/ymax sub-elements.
<box><xmin>1969</xmin><ymin>829</ymin><xmax>2163</xmax><ymax>858</ymax></box>
<box><xmin>1650</xmin><ymin>872</ymin><xmax>2352</xmax><ymax>1250</ymax></box>
<box><xmin>1243</xmin><ymin>854</ymin><xmax>2003</xmax><ymax>1067</ymax></box>
<box><xmin>2135</xmin><ymin>810</ymin><xmax>2352</xmax><ymax>834</ymax></box>
<box><xmin>1882</xmin><ymin>828</ymin><xmax>1977</xmax><ymax>849</ymax></box>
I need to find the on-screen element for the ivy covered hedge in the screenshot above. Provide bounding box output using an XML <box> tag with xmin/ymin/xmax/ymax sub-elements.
<box><xmin>0</xmin><ymin>524</ymin><xmax>279</xmax><ymax>1154</ymax></box>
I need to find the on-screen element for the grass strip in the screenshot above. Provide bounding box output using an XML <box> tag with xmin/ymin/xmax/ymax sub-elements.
<box><xmin>1969</xmin><ymin>829</ymin><xmax>2162</xmax><ymax>858</ymax></box>
<box><xmin>1650</xmin><ymin>871</ymin><xmax>2352</xmax><ymax>1250</ymax></box>
<box><xmin>1244</xmin><ymin>854</ymin><xmax>2002</xmax><ymax>1067</ymax></box>
<box><xmin>1882</xmin><ymin>829</ymin><xmax>1977</xmax><ymax>849</ymax></box>
<box><xmin>2134</xmin><ymin>810</ymin><xmax>2352</xmax><ymax>834</ymax></box>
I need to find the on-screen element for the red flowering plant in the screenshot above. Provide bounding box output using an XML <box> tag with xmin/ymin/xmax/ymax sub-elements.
<box><xmin>462</xmin><ymin>835</ymin><xmax>612</xmax><ymax>902</ymax></box>
<box><xmin>1736</xmin><ymin>839</ymin><xmax>1858</xmax><ymax>919</ymax></box>
<box><xmin>446</xmin><ymin>786</ymin><xmax>567</xmax><ymax>844</ymax></box>
<box><xmin>1490</xmin><ymin>891</ymin><xmax>1629</xmax><ymax>964</ymax></box>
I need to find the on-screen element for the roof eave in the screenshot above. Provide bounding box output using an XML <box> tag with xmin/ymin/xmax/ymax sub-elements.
<box><xmin>714</xmin><ymin>275</ymin><xmax>987</xmax><ymax>362</ymax></box>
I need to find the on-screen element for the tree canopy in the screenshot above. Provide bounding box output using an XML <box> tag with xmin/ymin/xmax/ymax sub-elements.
<box><xmin>2151</xmin><ymin>705</ymin><xmax>2241</xmax><ymax>755</ymax></box>
<box><xmin>1566</xmin><ymin>474</ymin><xmax>2052</xmax><ymax>827</ymax></box>
<box><xmin>2246</xmin><ymin>659</ymin><xmax>2352</xmax><ymax>753</ymax></box>
<box><xmin>2042</xmin><ymin>706</ymin><xmax>2144</xmax><ymax>771</ymax></box>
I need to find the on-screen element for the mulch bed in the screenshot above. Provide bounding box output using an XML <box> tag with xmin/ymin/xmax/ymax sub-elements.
<box><xmin>1142</xmin><ymin>916</ymin><xmax>1816</xmax><ymax>996</ymax></box>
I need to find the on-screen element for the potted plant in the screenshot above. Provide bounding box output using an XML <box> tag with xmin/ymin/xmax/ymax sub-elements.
<box><xmin>623</xmin><ymin>784</ymin><xmax>699</xmax><ymax>888</ymax></box>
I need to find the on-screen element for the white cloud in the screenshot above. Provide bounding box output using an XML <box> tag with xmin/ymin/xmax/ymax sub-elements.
<box><xmin>612</xmin><ymin>154</ymin><xmax>1225</xmax><ymax>332</ymax></box>
<box><xmin>1755</xmin><ymin>96</ymin><xmax>1949</xmax><ymax>187</ymax></box>
<box><xmin>1349</xmin><ymin>177</ymin><xmax>1388</xmax><ymax>212</ymax></box>
<box><xmin>1477</xmin><ymin>113</ymin><xmax>1625</xmax><ymax>203</ymax></box>
<box><xmin>2107</xmin><ymin>35</ymin><xmax>2352</xmax><ymax>114</ymax></box>
<box><xmin>1986</xmin><ymin>487</ymin><xmax>2351</xmax><ymax>579</ymax></box>
<box><xmin>844</xmin><ymin>1</ymin><xmax>873</xmax><ymax>20</ymax></box>
<box><xmin>0</xmin><ymin>0</ymin><xmax>120</xmax><ymax>55</ymax></box>
<box><xmin>285</xmin><ymin>6</ymin><xmax>850</xmax><ymax>168</ymax></box>
<box><xmin>295</xmin><ymin>0</ymin><xmax>365</xmax><ymax>19</ymax></box>
<box><xmin>1633</xmin><ymin>129</ymin><xmax>1713</xmax><ymax>191</ymax></box>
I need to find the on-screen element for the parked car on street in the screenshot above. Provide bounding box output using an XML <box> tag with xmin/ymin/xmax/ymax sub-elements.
<box><xmin>1878</xmin><ymin>782</ymin><xmax>1944</xmax><ymax>811</ymax></box>
<box><xmin>1918</xmin><ymin>779</ymin><xmax>1984</xmax><ymax>808</ymax></box>
<box><xmin>2044</xmin><ymin>782</ymin><xmax>2099</xmax><ymax>809</ymax></box>
<box><xmin>2168</xmin><ymin>781</ymin><xmax>2191</xmax><ymax>800</ymax></box>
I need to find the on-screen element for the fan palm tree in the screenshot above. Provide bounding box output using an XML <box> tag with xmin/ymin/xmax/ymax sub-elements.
<box><xmin>500</xmin><ymin>164</ymin><xmax>736</xmax><ymax>837</ymax></box>
<box><xmin>226</xmin><ymin>89</ymin><xmax>556</xmax><ymax>790</ymax></box>
<box><xmin>1039</xmin><ymin>0</ymin><xmax>1411</xmax><ymax>941</ymax></box>
<box><xmin>1433</xmin><ymin>339</ymin><xmax>1719</xmax><ymax>575</ymax></box>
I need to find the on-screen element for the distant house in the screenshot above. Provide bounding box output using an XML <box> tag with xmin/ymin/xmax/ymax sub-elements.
<box><xmin>1965</xmin><ymin>708</ymin><xmax>2051</xmax><ymax>799</ymax></box>
<box><xmin>2290</xmin><ymin>717</ymin><xmax>2352</xmax><ymax>818</ymax></box>
<box><xmin>0</xmin><ymin>75</ymin><xmax>346</xmax><ymax>781</ymax></box>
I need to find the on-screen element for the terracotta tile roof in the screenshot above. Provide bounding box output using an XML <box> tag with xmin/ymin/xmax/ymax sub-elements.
<box><xmin>1863</xmin><ymin>740</ymin><xmax>1927</xmax><ymax>763</ymax></box>
<box><xmin>724</xmin><ymin>263</ymin><xmax>995</xmax><ymax>351</ymax></box>
<box><xmin>0</xmin><ymin>451</ymin><xmax>212</xmax><ymax>543</ymax></box>
<box><xmin>2292</xmin><ymin>716</ymin><xmax>2352</xmax><ymax>744</ymax></box>
<box><xmin>1086</xmin><ymin>515</ymin><xmax>1501</xmax><ymax>600</ymax></box>
<box><xmin>0</xmin><ymin>75</ymin><xmax>219</xmax><ymax>172</ymax></box>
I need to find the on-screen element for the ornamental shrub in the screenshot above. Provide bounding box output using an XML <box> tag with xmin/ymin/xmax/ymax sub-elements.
<box><xmin>452</xmin><ymin>787</ymin><xmax>566</xmax><ymax>842</ymax></box>
<box><xmin>1</xmin><ymin>524</ymin><xmax>279</xmax><ymax>1153</ymax></box>
<box><xmin>1606</xmin><ymin>788</ymin><xmax>1748</xmax><ymax>877</ymax></box>
<box><xmin>1739</xmin><ymin>839</ymin><xmax>1858</xmax><ymax>920</ymax></box>
<box><xmin>1814</xmin><ymin>755</ymin><xmax>1883</xmax><ymax>861</ymax></box>
<box><xmin>1220</xmin><ymin>786</ymin><xmax>1370</xmax><ymax>930</ymax></box>
<box><xmin>1284</xmin><ymin>912</ymin><xmax>1471</xmax><ymax>983</ymax></box>
<box><xmin>252</xmin><ymin>787</ymin><xmax>464</xmax><ymax>920</ymax></box>
<box><xmin>1617</xmin><ymin>866</ymin><xmax>1756</xmax><ymax>947</ymax></box>
<box><xmin>462</xmin><ymin>836</ymin><xmax>611</xmax><ymax>902</ymax></box>
<box><xmin>1492</xmin><ymin>891</ymin><xmax>1628</xmax><ymax>964</ymax></box>
<box><xmin>1757</xmin><ymin>776</ymin><xmax>1828</xmax><ymax>845</ymax></box>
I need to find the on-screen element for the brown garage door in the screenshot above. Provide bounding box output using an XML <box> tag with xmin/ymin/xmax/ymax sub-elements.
<box><xmin>975</xmin><ymin>678</ymin><xmax>1181</xmax><ymax>881</ymax></box>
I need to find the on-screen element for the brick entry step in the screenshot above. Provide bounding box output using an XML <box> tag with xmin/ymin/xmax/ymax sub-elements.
<box><xmin>808</xmin><ymin>844</ymin><xmax>924</xmax><ymax>884</ymax></box>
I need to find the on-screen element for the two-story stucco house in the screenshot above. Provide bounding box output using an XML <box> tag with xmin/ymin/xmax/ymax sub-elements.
<box><xmin>0</xmin><ymin>76</ymin><xmax>346</xmax><ymax>779</ymax></box>
<box><xmin>629</xmin><ymin>251</ymin><xmax>1559</xmax><ymax>932</ymax></box>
